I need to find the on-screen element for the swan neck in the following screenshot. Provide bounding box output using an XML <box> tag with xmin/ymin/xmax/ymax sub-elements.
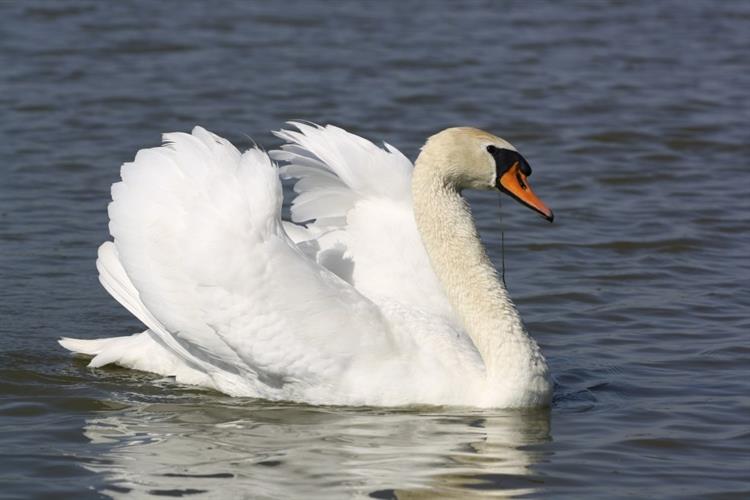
<box><xmin>411</xmin><ymin>153</ymin><xmax>540</xmax><ymax>380</ymax></box>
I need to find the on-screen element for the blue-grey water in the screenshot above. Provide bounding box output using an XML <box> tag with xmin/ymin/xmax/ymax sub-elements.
<box><xmin>1</xmin><ymin>1</ymin><xmax>749</xmax><ymax>498</ymax></box>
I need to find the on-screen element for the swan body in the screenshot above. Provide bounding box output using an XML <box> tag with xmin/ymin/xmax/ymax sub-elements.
<box><xmin>60</xmin><ymin>124</ymin><xmax>553</xmax><ymax>408</ymax></box>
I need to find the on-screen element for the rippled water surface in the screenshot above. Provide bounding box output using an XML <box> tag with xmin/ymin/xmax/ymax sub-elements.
<box><xmin>2</xmin><ymin>0</ymin><xmax>749</xmax><ymax>498</ymax></box>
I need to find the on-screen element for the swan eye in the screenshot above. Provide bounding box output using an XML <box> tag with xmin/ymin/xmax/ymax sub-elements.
<box><xmin>486</xmin><ymin>145</ymin><xmax>498</xmax><ymax>155</ymax></box>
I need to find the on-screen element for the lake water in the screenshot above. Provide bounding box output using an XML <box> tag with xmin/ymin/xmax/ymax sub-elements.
<box><xmin>1</xmin><ymin>0</ymin><xmax>749</xmax><ymax>498</ymax></box>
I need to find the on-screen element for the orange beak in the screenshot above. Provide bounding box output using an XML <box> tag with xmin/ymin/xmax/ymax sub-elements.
<box><xmin>498</xmin><ymin>162</ymin><xmax>554</xmax><ymax>222</ymax></box>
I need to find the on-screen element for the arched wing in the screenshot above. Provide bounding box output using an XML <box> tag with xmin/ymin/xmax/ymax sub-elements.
<box><xmin>103</xmin><ymin>127</ymin><xmax>393</xmax><ymax>397</ymax></box>
<box><xmin>271</xmin><ymin>123</ymin><xmax>454</xmax><ymax>320</ymax></box>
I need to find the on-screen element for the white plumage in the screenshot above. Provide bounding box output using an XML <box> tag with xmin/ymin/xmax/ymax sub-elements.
<box><xmin>60</xmin><ymin>123</ymin><xmax>552</xmax><ymax>408</ymax></box>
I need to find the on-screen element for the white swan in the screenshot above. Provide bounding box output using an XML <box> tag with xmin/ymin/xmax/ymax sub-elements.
<box><xmin>60</xmin><ymin>123</ymin><xmax>554</xmax><ymax>408</ymax></box>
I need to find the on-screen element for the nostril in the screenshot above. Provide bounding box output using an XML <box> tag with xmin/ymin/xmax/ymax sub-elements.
<box><xmin>516</xmin><ymin>172</ymin><xmax>527</xmax><ymax>190</ymax></box>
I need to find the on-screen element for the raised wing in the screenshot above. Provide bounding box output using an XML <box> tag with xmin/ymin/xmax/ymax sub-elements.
<box><xmin>271</xmin><ymin>123</ymin><xmax>454</xmax><ymax>320</ymax></box>
<box><xmin>103</xmin><ymin>127</ymin><xmax>394</xmax><ymax>398</ymax></box>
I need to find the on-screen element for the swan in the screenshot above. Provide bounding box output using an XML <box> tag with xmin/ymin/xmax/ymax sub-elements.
<box><xmin>60</xmin><ymin>123</ymin><xmax>554</xmax><ymax>408</ymax></box>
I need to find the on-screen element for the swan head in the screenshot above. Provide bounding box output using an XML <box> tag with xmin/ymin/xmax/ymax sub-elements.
<box><xmin>420</xmin><ymin>127</ymin><xmax>554</xmax><ymax>222</ymax></box>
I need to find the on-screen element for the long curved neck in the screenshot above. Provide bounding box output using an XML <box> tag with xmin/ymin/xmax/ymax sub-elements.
<box><xmin>411</xmin><ymin>154</ymin><xmax>544</xmax><ymax>383</ymax></box>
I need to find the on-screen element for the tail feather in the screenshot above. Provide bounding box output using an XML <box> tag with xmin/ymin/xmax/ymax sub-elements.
<box><xmin>58</xmin><ymin>336</ymin><xmax>112</xmax><ymax>357</ymax></box>
<box><xmin>58</xmin><ymin>331</ymin><xmax>209</xmax><ymax>386</ymax></box>
<box><xmin>59</xmin><ymin>331</ymin><xmax>158</xmax><ymax>369</ymax></box>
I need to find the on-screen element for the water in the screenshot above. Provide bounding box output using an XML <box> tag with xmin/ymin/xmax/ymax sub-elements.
<box><xmin>1</xmin><ymin>0</ymin><xmax>749</xmax><ymax>498</ymax></box>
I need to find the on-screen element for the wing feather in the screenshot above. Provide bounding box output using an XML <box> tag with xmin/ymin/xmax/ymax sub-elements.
<box><xmin>271</xmin><ymin>123</ymin><xmax>455</xmax><ymax>320</ymax></box>
<box><xmin>102</xmin><ymin>127</ymin><xmax>394</xmax><ymax>398</ymax></box>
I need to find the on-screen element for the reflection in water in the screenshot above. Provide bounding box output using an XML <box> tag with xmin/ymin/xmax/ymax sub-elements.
<box><xmin>82</xmin><ymin>399</ymin><xmax>551</xmax><ymax>498</ymax></box>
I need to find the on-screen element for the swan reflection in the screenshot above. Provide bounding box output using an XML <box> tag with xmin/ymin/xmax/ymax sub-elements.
<box><xmin>82</xmin><ymin>398</ymin><xmax>551</xmax><ymax>498</ymax></box>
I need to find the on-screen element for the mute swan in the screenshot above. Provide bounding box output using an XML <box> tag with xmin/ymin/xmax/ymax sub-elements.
<box><xmin>60</xmin><ymin>123</ymin><xmax>554</xmax><ymax>408</ymax></box>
